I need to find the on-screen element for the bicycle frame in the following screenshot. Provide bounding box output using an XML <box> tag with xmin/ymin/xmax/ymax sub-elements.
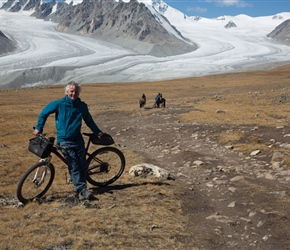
<box><xmin>47</xmin><ymin>136</ymin><xmax>93</xmax><ymax>165</ymax></box>
<box><xmin>50</xmin><ymin>147</ymin><xmax>67</xmax><ymax>164</ymax></box>
<box><xmin>33</xmin><ymin>140</ymin><xmax>92</xmax><ymax>187</ymax></box>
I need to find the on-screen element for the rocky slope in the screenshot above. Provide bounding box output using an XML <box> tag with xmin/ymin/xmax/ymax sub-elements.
<box><xmin>267</xmin><ymin>19</ymin><xmax>290</xmax><ymax>44</ymax></box>
<box><xmin>0</xmin><ymin>30</ymin><xmax>16</xmax><ymax>55</ymax></box>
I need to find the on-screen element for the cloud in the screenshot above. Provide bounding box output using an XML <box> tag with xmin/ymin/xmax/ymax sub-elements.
<box><xmin>187</xmin><ymin>6</ymin><xmax>207</xmax><ymax>14</ymax></box>
<box><xmin>205</xmin><ymin>0</ymin><xmax>252</xmax><ymax>8</ymax></box>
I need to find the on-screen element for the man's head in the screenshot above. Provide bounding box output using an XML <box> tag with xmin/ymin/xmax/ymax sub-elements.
<box><xmin>65</xmin><ymin>81</ymin><xmax>81</xmax><ymax>100</ymax></box>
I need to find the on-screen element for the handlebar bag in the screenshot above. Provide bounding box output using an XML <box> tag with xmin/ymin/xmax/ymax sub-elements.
<box><xmin>28</xmin><ymin>137</ymin><xmax>52</xmax><ymax>158</ymax></box>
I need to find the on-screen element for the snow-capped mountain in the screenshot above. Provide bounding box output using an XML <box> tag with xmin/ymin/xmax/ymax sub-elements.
<box><xmin>0</xmin><ymin>0</ymin><xmax>290</xmax><ymax>88</ymax></box>
<box><xmin>1</xmin><ymin>0</ymin><xmax>196</xmax><ymax>57</ymax></box>
<box><xmin>268</xmin><ymin>19</ymin><xmax>290</xmax><ymax>41</ymax></box>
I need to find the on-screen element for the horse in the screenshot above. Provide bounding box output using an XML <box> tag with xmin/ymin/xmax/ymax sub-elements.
<box><xmin>153</xmin><ymin>97</ymin><xmax>166</xmax><ymax>108</ymax></box>
<box><xmin>160</xmin><ymin>97</ymin><xmax>166</xmax><ymax>108</ymax></box>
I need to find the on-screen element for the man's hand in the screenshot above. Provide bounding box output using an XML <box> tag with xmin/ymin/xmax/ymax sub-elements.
<box><xmin>33</xmin><ymin>129</ymin><xmax>40</xmax><ymax>136</ymax></box>
<box><xmin>98</xmin><ymin>132</ymin><xmax>104</xmax><ymax>138</ymax></box>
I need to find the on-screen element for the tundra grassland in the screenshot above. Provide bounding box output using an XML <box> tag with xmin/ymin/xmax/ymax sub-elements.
<box><xmin>0</xmin><ymin>64</ymin><xmax>290</xmax><ymax>250</ymax></box>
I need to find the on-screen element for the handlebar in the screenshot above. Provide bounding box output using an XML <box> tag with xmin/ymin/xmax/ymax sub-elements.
<box><xmin>33</xmin><ymin>130</ymin><xmax>55</xmax><ymax>144</ymax></box>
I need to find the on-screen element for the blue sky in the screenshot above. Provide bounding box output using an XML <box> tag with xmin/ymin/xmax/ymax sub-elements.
<box><xmin>165</xmin><ymin>0</ymin><xmax>290</xmax><ymax>18</ymax></box>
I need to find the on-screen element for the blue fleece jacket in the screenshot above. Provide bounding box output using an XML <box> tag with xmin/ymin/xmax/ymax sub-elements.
<box><xmin>35</xmin><ymin>96</ymin><xmax>102</xmax><ymax>142</ymax></box>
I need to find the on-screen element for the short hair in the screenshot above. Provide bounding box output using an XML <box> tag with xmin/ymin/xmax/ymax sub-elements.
<box><xmin>65</xmin><ymin>81</ymin><xmax>81</xmax><ymax>94</ymax></box>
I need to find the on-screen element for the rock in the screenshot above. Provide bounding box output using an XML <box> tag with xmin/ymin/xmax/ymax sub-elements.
<box><xmin>271</xmin><ymin>151</ymin><xmax>285</xmax><ymax>162</ymax></box>
<box><xmin>263</xmin><ymin>235</ymin><xmax>271</xmax><ymax>241</ymax></box>
<box><xmin>193</xmin><ymin>160</ymin><xmax>204</xmax><ymax>166</ymax></box>
<box><xmin>129</xmin><ymin>163</ymin><xmax>170</xmax><ymax>179</ymax></box>
<box><xmin>206</xmin><ymin>214</ymin><xmax>235</xmax><ymax>224</ymax></box>
<box><xmin>265</xmin><ymin>173</ymin><xmax>275</xmax><ymax>180</ymax></box>
<box><xmin>228</xmin><ymin>187</ymin><xmax>237</xmax><ymax>192</ymax></box>
<box><xmin>230</xmin><ymin>176</ymin><xmax>245</xmax><ymax>182</ymax></box>
<box><xmin>250</xmin><ymin>150</ymin><xmax>261</xmax><ymax>156</ymax></box>
<box><xmin>271</xmin><ymin>161</ymin><xmax>282</xmax><ymax>169</ymax></box>
<box><xmin>240</xmin><ymin>217</ymin><xmax>251</xmax><ymax>223</ymax></box>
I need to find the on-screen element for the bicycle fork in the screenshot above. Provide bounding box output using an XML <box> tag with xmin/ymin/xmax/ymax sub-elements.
<box><xmin>33</xmin><ymin>158</ymin><xmax>51</xmax><ymax>187</ymax></box>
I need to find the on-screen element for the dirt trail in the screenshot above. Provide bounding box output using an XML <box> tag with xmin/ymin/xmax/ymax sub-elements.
<box><xmin>96</xmin><ymin>104</ymin><xmax>290</xmax><ymax>250</ymax></box>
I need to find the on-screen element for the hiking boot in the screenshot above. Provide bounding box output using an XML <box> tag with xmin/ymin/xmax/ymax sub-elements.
<box><xmin>78</xmin><ymin>188</ymin><xmax>95</xmax><ymax>201</ymax></box>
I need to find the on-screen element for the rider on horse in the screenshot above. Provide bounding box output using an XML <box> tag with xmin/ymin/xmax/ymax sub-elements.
<box><xmin>139</xmin><ymin>93</ymin><xmax>146</xmax><ymax>108</ymax></box>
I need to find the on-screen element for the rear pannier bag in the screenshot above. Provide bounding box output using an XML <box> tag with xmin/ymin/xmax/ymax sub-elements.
<box><xmin>28</xmin><ymin>136</ymin><xmax>52</xmax><ymax>158</ymax></box>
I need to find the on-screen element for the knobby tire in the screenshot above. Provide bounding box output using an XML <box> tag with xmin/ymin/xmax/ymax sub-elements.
<box><xmin>86</xmin><ymin>147</ymin><xmax>125</xmax><ymax>186</ymax></box>
<box><xmin>16</xmin><ymin>161</ymin><xmax>55</xmax><ymax>204</ymax></box>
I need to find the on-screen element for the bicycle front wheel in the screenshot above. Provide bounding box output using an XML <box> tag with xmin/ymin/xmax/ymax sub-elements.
<box><xmin>86</xmin><ymin>147</ymin><xmax>125</xmax><ymax>186</ymax></box>
<box><xmin>16</xmin><ymin>161</ymin><xmax>55</xmax><ymax>204</ymax></box>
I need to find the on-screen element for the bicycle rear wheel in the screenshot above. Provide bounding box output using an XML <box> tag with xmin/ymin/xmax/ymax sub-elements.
<box><xmin>86</xmin><ymin>147</ymin><xmax>125</xmax><ymax>186</ymax></box>
<box><xmin>16</xmin><ymin>161</ymin><xmax>55</xmax><ymax>204</ymax></box>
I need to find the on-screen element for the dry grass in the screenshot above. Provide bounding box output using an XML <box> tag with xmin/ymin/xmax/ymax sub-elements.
<box><xmin>1</xmin><ymin>64</ymin><xmax>290</xmax><ymax>249</ymax></box>
<box><xmin>0</xmin><ymin>85</ymin><xmax>190</xmax><ymax>250</ymax></box>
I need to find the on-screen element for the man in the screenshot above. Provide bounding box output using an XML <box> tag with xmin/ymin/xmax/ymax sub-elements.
<box><xmin>154</xmin><ymin>93</ymin><xmax>161</xmax><ymax>108</ymax></box>
<box><xmin>34</xmin><ymin>81</ymin><xmax>103</xmax><ymax>200</ymax></box>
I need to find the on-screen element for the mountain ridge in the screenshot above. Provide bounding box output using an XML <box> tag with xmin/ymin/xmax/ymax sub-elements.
<box><xmin>0</xmin><ymin>0</ymin><xmax>290</xmax><ymax>88</ymax></box>
<box><xmin>1</xmin><ymin>0</ymin><xmax>197</xmax><ymax>57</ymax></box>
<box><xmin>1</xmin><ymin>0</ymin><xmax>290</xmax><ymax>57</ymax></box>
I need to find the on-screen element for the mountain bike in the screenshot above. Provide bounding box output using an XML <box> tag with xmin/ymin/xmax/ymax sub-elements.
<box><xmin>16</xmin><ymin>132</ymin><xmax>125</xmax><ymax>204</ymax></box>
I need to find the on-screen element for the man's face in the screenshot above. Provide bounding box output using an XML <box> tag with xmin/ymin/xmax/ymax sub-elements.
<box><xmin>66</xmin><ymin>85</ymin><xmax>79</xmax><ymax>100</ymax></box>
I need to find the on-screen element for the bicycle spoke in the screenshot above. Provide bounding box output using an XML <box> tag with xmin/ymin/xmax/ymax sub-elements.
<box><xmin>22</xmin><ymin>167</ymin><xmax>50</xmax><ymax>198</ymax></box>
<box><xmin>87</xmin><ymin>147</ymin><xmax>125</xmax><ymax>186</ymax></box>
<box><xmin>17</xmin><ymin>161</ymin><xmax>55</xmax><ymax>204</ymax></box>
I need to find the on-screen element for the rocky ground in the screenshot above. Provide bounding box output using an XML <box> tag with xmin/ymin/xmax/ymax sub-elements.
<box><xmin>95</xmin><ymin>103</ymin><xmax>290</xmax><ymax>250</ymax></box>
